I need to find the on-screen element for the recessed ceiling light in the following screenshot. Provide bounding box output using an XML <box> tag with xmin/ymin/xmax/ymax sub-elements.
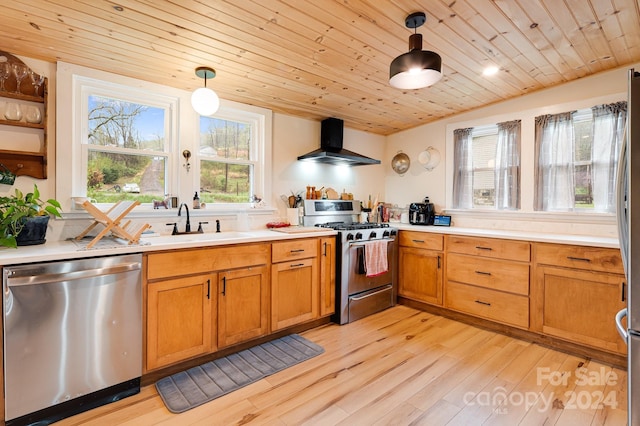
<box><xmin>483</xmin><ymin>66</ymin><xmax>499</xmax><ymax>76</ymax></box>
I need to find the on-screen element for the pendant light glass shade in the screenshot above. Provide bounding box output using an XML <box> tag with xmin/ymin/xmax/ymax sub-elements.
<box><xmin>191</xmin><ymin>67</ymin><xmax>220</xmax><ymax>116</ymax></box>
<box><xmin>389</xmin><ymin>13</ymin><xmax>443</xmax><ymax>89</ymax></box>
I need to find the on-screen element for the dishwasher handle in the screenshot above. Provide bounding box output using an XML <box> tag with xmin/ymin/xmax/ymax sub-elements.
<box><xmin>5</xmin><ymin>262</ymin><xmax>141</xmax><ymax>287</ymax></box>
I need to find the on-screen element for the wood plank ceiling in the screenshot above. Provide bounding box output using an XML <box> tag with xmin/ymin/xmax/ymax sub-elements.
<box><xmin>0</xmin><ymin>0</ymin><xmax>638</xmax><ymax>135</ymax></box>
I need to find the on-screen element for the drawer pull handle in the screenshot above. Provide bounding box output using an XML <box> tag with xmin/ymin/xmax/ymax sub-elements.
<box><xmin>207</xmin><ymin>279</ymin><xmax>211</xmax><ymax>300</ymax></box>
<box><xmin>412</xmin><ymin>239</ymin><xmax>425</xmax><ymax>243</ymax></box>
<box><xmin>290</xmin><ymin>249</ymin><xmax>305</xmax><ymax>253</ymax></box>
<box><xmin>475</xmin><ymin>300</ymin><xmax>491</xmax><ymax>306</ymax></box>
<box><xmin>475</xmin><ymin>270</ymin><xmax>492</xmax><ymax>276</ymax></box>
<box><xmin>221</xmin><ymin>276</ymin><xmax>227</xmax><ymax>296</ymax></box>
<box><xmin>475</xmin><ymin>246</ymin><xmax>492</xmax><ymax>251</ymax></box>
<box><xmin>567</xmin><ymin>256</ymin><xmax>591</xmax><ymax>262</ymax></box>
<box><xmin>290</xmin><ymin>263</ymin><xmax>305</xmax><ymax>268</ymax></box>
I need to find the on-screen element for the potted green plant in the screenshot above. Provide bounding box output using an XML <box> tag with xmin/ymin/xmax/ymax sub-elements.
<box><xmin>0</xmin><ymin>184</ymin><xmax>62</xmax><ymax>248</ymax></box>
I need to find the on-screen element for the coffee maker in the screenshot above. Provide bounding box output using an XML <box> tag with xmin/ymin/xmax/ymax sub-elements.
<box><xmin>409</xmin><ymin>197</ymin><xmax>435</xmax><ymax>225</ymax></box>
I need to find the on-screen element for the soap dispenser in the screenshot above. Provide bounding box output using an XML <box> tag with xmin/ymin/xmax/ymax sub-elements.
<box><xmin>193</xmin><ymin>192</ymin><xmax>200</xmax><ymax>209</ymax></box>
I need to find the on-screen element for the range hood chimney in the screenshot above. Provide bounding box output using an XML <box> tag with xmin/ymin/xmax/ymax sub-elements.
<box><xmin>297</xmin><ymin>118</ymin><xmax>381</xmax><ymax>166</ymax></box>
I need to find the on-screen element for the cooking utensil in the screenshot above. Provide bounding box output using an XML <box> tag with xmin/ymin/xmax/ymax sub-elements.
<box><xmin>391</xmin><ymin>151</ymin><xmax>410</xmax><ymax>175</ymax></box>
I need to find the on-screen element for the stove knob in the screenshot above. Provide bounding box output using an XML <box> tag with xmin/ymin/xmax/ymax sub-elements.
<box><xmin>390</xmin><ymin>229</ymin><xmax>397</xmax><ymax>236</ymax></box>
<box><xmin>355</xmin><ymin>232</ymin><xmax>363</xmax><ymax>240</ymax></box>
<box><xmin>369</xmin><ymin>232</ymin><xmax>377</xmax><ymax>239</ymax></box>
<box><xmin>383</xmin><ymin>230</ymin><xmax>390</xmax><ymax>237</ymax></box>
<box><xmin>346</xmin><ymin>233</ymin><xmax>354</xmax><ymax>241</ymax></box>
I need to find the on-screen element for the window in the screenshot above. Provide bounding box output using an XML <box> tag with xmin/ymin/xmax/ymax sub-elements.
<box><xmin>452</xmin><ymin>120</ymin><xmax>521</xmax><ymax>210</ymax></box>
<box><xmin>57</xmin><ymin>62</ymin><xmax>272</xmax><ymax>213</ymax></box>
<box><xmin>534</xmin><ymin>102</ymin><xmax>626</xmax><ymax>213</ymax></box>
<box><xmin>86</xmin><ymin>94</ymin><xmax>171</xmax><ymax>203</ymax></box>
<box><xmin>198</xmin><ymin>116</ymin><xmax>255</xmax><ymax>203</ymax></box>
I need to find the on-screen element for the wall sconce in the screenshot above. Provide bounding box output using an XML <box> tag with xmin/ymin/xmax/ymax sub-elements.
<box><xmin>418</xmin><ymin>146</ymin><xmax>440</xmax><ymax>171</ymax></box>
<box><xmin>191</xmin><ymin>66</ymin><xmax>220</xmax><ymax>116</ymax></box>
<box><xmin>182</xmin><ymin>149</ymin><xmax>191</xmax><ymax>172</ymax></box>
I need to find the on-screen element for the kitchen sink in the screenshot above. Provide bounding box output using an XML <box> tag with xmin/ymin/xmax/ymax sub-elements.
<box><xmin>143</xmin><ymin>231</ymin><xmax>254</xmax><ymax>245</ymax></box>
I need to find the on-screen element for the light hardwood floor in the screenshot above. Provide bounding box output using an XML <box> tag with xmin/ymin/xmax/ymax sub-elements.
<box><xmin>58</xmin><ymin>305</ymin><xmax>628</xmax><ymax>425</ymax></box>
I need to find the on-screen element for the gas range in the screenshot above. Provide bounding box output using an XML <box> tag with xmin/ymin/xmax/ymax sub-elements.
<box><xmin>315</xmin><ymin>222</ymin><xmax>397</xmax><ymax>243</ymax></box>
<box><xmin>302</xmin><ymin>199</ymin><xmax>397</xmax><ymax>324</ymax></box>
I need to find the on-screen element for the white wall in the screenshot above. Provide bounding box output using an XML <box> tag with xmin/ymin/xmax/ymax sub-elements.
<box><xmin>271</xmin><ymin>113</ymin><xmax>386</xmax><ymax>218</ymax></box>
<box><xmin>385</xmin><ymin>63</ymin><xmax>639</xmax><ymax>237</ymax></box>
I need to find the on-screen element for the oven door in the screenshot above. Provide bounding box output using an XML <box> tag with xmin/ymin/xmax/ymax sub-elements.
<box><xmin>347</xmin><ymin>238</ymin><xmax>395</xmax><ymax>295</ymax></box>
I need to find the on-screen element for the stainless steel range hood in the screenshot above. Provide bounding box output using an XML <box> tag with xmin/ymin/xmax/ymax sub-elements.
<box><xmin>297</xmin><ymin>118</ymin><xmax>381</xmax><ymax>166</ymax></box>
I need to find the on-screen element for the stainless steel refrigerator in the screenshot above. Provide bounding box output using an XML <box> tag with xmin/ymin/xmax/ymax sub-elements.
<box><xmin>615</xmin><ymin>68</ymin><xmax>640</xmax><ymax>425</ymax></box>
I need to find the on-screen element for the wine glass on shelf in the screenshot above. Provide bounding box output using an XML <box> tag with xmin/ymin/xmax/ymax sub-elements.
<box><xmin>0</xmin><ymin>62</ymin><xmax>10</xmax><ymax>92</ymax></box>
<box><xmin>29</xmin><ymin>70</ymin><xmax>45</xmax><ymax>97</ymax></box>
<box><xmin>11</xmin><ymin>63</ymin><xmax>28</xmax><ymax>95</ymax></box>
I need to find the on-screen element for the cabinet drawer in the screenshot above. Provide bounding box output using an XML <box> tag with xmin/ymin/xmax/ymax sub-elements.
<box><xmin>445</xmin><ymin>281</ymin><xmax>529</xmax><ymax>329</ymax></box>
<box><xmin>535</xmin><ymin>243</ymin><xmax>623</xmax><ymax>273</ymax></box>
<box><xmin>272</xmin><ymin>238</ymin><xmax>318</xmax><ymax>263</ymax></box>
<box><xmin>446</xmin><ymin>236</ymin><xmax>530</xmax><ymax>262</ymax></box>
<box><xmin>447</xmin><ymin>253</ymin><xmax>529</xmax><ymax>296</ymax></box>
<box><xmin>146</xmin><ymin>244</ymin><xmax>269</xmax><ymax>280</ymax></box>
<box><xmin>399</xmin><ymin>231</ymin><xmax>443</xmax><ymax>250</ymax></box>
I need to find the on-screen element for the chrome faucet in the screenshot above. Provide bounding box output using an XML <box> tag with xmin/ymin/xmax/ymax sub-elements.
<box><xmin>178</xmin><ymin>203</ymin><xmax>191</xmax><ymax>233</ymax></box>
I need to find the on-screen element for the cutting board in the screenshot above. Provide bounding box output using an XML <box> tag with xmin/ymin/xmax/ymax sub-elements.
<box><xmin>270</xmin><ymin>226</ymin><xmax>328</xmax><ymax>234</ymax></box>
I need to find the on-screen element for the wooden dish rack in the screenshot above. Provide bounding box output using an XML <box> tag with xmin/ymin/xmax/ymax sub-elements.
<box><xmin>76</xmin><ymin>200</ymin><xmax>151</xmax><ymax>249</ymax></box>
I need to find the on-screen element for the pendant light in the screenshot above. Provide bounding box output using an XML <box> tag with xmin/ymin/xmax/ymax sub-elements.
<box><xmin>191</xmin><ymin>66</ymin><xmax>220</xmax><ymax>116</ymax></box>
<box><xmin>389</xmin><ymin>12</ymin><xmax>443</xmax><ymax>90</ymax></box>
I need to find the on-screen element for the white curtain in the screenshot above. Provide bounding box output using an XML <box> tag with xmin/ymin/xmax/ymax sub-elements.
<box><xmin>452</xmin><ymin>128</ymin><xmax>473</xmax><ymax>208</ymax></box>
<box><xmin>591</xmin><ymin>101</ymin><xmax>627</xmax><ymax>212</ymax></box>
<box><xmin>495</xmin><ymin>120</ymin><xmax>521</xmax><ymax>210</ymax></box>
<box><xmin>534</xmin><ymin>112</ymin><xmax>575</xmax><ymax>211</ymax></box>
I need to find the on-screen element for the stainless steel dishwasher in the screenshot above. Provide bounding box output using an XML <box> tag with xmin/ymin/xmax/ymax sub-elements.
<box><xmin>3</xmin><ymin>254</ymin><xmax>143</xmax><ymax>426</ymax></box>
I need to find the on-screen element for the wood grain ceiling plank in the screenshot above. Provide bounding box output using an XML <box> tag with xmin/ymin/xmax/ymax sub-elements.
<box><xmin>554</xmin><ymin>0</ymin><xmax>620</xmax><ymax>68</ymax></box>
<box><xmin>465</xmin><ymin>0</ymin><xmax>564</xmax><ymax>87</ymax></box>
<box><xmin>590</xmin><ymin>0</ymin><xmax>640</xmax><ymax>63</ymax></box>
<box><xmin>422</xmin><ymin>0</ymin><xmax>537</xmax><ymax>95</ymax></box>
<box><xmin>436</xmin><ymin>0</ymin><xmax>540</xmax><ymax>91</ymax></box>
<box><xmin>35</xmin><ymin>0</ymin><xmax>422</xmax><ymax>132</ymax></box>
<box><xmin>117</xmin><ymin>0</ymin><xmax>442</xmax><ymax>130</ymax></box>
<box><xmin>495</xmin><ymin>0</ymin><xmax>583</xmax><ymax>81</ymax></box>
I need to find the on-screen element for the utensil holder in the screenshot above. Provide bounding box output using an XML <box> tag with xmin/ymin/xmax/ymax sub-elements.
<box><xmin>286</xmin><ymin>208</ymin><xmax>299</xmax><ymax>225</ymax></box>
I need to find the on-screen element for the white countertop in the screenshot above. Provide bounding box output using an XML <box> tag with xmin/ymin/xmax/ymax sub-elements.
<box><xmin>0</xmin><ymin>224</ymin><xmax>620</xmax><ymax>266</ymax></box>
<box><xmin>0</xmin><ymin>228</ymin><xmax>337</xmax><ymax>266</ymax></box>
<box><xmin>393</xmin><ymin>223</ymin><xmax>620</xmax><ymax>249</ymax></box>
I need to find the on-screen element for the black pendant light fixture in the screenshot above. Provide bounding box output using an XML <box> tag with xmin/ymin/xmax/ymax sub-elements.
<box><xmin>389</xmin><ymin>12</ymin><xmax>443</xmax><ymax>90</ymax></box>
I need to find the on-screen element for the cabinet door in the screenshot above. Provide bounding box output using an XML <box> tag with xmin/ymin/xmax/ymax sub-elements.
<box><xmin>272</xmin><ymin>257</ymin><xmax>319</xmax><ymax>330</ymax></box>
<box><xmin>319</xmin><ymin>237</ymin><xmax>336</xmax><ymax>317</ymax></box>
<box><xmin>218</xmin><ymin>265</ymin><xmax>269</xmax><ymax>348</ymax></box>
<box><xmin>146</xmin><ymin>274</ymin><xmax>214</xmax><ymax>370</ymax></box>
<box><xmin>537</xmin><ymin>265</ymin><xmax>626</xmax><ymax>354</ymax></box>
<box><xmin>398</xmin><ymin>246</ymin><xmax>442</xmax><ymax>305</ymax></box>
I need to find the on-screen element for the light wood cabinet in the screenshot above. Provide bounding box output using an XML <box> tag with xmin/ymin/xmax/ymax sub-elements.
<box><xmin>218</xmin><ymin>265</ymin><xmax>270</xmax><ymax>348</ymax></box>
<box><xmin>445</xmin><ymin>281</ymin><xmax>529</xmax><ymax>328</ymax></box>
<box><xmin>533</xmin><ymin>243</ymin><xmax>626</xmax><ymax>355</ymax></box>
<box><xmin>146</xmin><ymin>273</ymin><xmax>215</xmax><ymax>370</ymax></box>
<box><xmin>271</xmin><ymin>239</ymin><xmax>319</xmax><ymax>331</ymax></box>
<box><xmin>398</xmin><ymin>232</ymin><xmax>443</xmax><ymax>305</ymax></box>
<box><xmin>445</xmin><ymin>236</ymin><xmax>531</xmax><ymax>329</ymax></box>
<box><xmin>145</xmin><ymin>243</ymin><xmax>270</xmax><ymax>369</ymax></box>
<box><xmin>319</xmin><ymin>237</ymin><xmax>336</xmax><ymax>316</ymax></box>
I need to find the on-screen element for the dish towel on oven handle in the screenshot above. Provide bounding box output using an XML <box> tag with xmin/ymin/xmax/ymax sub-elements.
<box><xmin>364</xmin><ymin>239</ymin><xmax>389</xmax><ymax>277</ymax></box>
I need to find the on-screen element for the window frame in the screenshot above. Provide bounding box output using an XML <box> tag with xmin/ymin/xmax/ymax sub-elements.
<box><xmin>56</xmin><ymin>62</ymin><xmax>272</xmax><ymax>215</ymax></box>
<box><xmin>445</xmin><ymin>92</ymin><xmax>624</xmax><ymax>223</ymax></box>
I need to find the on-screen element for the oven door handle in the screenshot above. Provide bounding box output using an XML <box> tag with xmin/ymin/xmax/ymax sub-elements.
<box><xmin>349</xmin><ymin>238</ymin><xmax>395</xmax><ymax>247</ymax></box>
<box><xmin>350</xmin><ymin>284</ymin><xmax>393</xmax><ymax>301</ymax></box>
